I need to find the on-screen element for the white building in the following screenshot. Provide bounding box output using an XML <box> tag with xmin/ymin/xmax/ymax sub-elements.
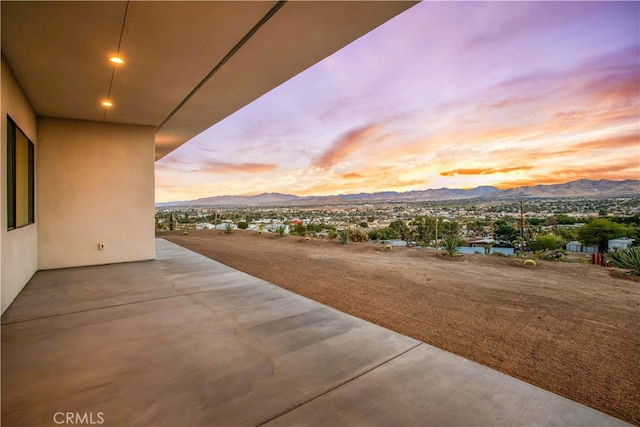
<box><xmin>608</xmin><ymin>237</ymin><xmax>635</xmax><ymax>251</ymax></box>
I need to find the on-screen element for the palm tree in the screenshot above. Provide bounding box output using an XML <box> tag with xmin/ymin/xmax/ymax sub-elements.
<box><xmin>442</xmin><ymin>236</ymin><xmax>462</xmax><ymax>257</ymax></box>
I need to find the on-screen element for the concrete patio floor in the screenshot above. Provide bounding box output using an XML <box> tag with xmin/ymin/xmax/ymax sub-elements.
<box><xmin>1</xmin><ymin>239</ymin><xmax>630</xmax><ymax>426</ymax></box>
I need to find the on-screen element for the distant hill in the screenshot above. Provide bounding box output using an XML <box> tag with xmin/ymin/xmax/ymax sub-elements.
<box><xmin>159</xmin><ymin>192</ymin><xmax>301</xmax><ymax>207</ymax></box>
<box><xmin>498</xmin><ymin>179</ymin><xmax>640</xmax><ymax>198</ymax></box>
<box><xmin>155</xmin><ymin>179</ymin><xmax>640</xmax><ymax>207</ymax></box>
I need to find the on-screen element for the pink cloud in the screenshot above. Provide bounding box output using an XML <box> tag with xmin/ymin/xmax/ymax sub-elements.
<box><xmin>198</xmin><ymin>161</ymin><xmax>277</xmax><ymax>174</ymax></box>
<box><xmin>157</xmin><ymin>156</ymin><xmax>276</xmax><ymax>174</ymax></box>
<box><xmin>313</xmin><ymin>123</ymin><xmax>383</xmax><ymax>169</ymax></box>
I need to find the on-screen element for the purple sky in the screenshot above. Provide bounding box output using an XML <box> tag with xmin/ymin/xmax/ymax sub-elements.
<box><xmin>156</xmin><ymin>1</ymin><xmax>639</xmax><ymax>202</ymax></box>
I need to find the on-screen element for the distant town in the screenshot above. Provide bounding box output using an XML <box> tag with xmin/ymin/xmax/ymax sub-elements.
<box><xmin>156</xmin><ymin>195</ymin><xmax>640</xmax><ymax>256</ymax></box>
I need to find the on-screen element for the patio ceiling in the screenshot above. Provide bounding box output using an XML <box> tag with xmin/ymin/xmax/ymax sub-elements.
<box><xmin>1</xmin><ymin>1</ymin><xmax>417</xmax><ymax>160</ymax></box>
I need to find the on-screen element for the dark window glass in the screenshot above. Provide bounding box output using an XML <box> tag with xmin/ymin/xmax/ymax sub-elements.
<box><xmin>7</xmin><ymin>116</ymin><xmax>34</xmax><ymax>229</ymax></box>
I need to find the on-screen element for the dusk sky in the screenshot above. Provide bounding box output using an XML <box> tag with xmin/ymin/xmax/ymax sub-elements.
<box><xmin>155</xmin><ymin>1</ymin><xmax>639</xmax><ymax>203</ymax></box>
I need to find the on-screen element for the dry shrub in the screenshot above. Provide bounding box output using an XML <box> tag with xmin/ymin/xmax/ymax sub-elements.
<box><xmin>348</xmin><ymin>227</ymin><xmax>369</xmax><ymax>243</ymax></box>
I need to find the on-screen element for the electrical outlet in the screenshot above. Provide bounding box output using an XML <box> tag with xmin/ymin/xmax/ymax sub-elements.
<box><xmin>98</xmin><ymin>243</ymin><xmax>105</xmax><ymax>251</ymax></box>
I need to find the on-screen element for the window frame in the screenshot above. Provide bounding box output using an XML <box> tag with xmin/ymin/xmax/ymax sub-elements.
<box><xmin>7</xmin><ymin>116</ymin><xmax>35</xmax><ymax>230</ymax></box>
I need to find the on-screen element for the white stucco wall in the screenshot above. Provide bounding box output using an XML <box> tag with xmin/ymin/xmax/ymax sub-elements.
<box><xmin>37</xmin><ymin>118</ymin><xmax>155</xmax><ymax>269</ymax></box>
<box><xmin>1</xmin><ymin>57</ymin><xmax>39</xmax><ymax>313</ymax></box>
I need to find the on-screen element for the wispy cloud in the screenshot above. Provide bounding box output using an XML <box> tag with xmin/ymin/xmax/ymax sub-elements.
<box><xmin>313</xmin><ymin>123</ymin><xmax>383</xmax><ymax>170</ymax></box>
<box><xmin>197</xmin><ymin>161</ymin><xmax>277</xmax><ymax>175</ymax></box>
<box><xmin>440</xmin><ymin>166</ymin><xmax>534</xmax><ymax>177</ymax></box>
<box><xmin>568</xmin><ymin>132</ymin><xmax>640</xmax><ymax>152</ymax></box>
<box><xmin>156</xmin><ymin>156</ymin><xmax>276</xmax><ymax>175</ymax></box>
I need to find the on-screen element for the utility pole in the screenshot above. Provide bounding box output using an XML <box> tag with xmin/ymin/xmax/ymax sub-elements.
<box><xmin>435</xmin><ymin>217</ymin><xmax>439</xmax><ymax>250</ymax></box>
<box><xmin>170</xmin><ymin>211</ymin><xmax>177</xmax><ymax>231</ymax></box>
<box><xmin>520</xmin><ymin>201</ymin><xmax>525</xmax><ymax>253</ymax></box>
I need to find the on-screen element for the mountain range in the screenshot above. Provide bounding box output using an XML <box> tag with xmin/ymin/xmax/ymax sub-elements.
<box><xmin>156</xmin><ymin>179</ymin><xmax>640</xmax><ymax>207</ymax></box>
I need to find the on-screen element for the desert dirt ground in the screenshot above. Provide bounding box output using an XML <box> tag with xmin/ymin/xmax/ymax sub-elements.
<box><xmin>159</xmin><ymin>229</ymin><xmax>639</xmax><ymax>425</ymax></box>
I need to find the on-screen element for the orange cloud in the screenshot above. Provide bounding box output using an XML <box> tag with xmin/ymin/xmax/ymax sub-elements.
<box><xmin>291</xmin><ymin>164</ymin><xmax>426</xmax><ymax>196</ymax></box>
<box><xmin>542</xmin><ymin>133</ymin><xmax>640</xmax><ymax>158</ymax></box>
<box><xmin>440</xmin><ymin>165</ymin><xmax>533</xmax><ymax>177</ymax></box>
<box><xmin>573</xmin><ymin>132</ymin><xmax>640</xmax><ymax>151</ymax></box>
<box><xmin>313</xmin><ymin>123</ymin><xmax>383</xmax><ymax>169</ymax></box>
<box><xmin>342</xmin><ymin>172</ymin><xmax>363</xmax><ymax>179</ymax></box>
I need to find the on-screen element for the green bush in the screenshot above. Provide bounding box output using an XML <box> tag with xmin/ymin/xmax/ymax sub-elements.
<box><xmin>368</xmin><ymin>227</ymin><xmax>398</xmax><ymax>241</ymax></box>
<box><xmin>606</xmin><ymin>247</ymin><xmax>640</xmax><ymax>275</ymax></box>
<box><xmin>293</xmin><ymin>223</ymin><xmax>307</xmax><ymax>235</ymax></box>
<box><xmin>237</xmin><ymin>221</ymin><xmax>249</xmax><ymax>230</ymax></box>
<box><xmin>276</xmin><ymin>225</ymin><xmax>287</xmax><ymax>237</ymax></box>
<box><xmin>224</xmin><ymin>223</ymin><xmax>233</xmax><ymax>234</ymax></box>
<box><xmin>306</xmin><ymin>223</ymin><xmax>325</xmax><ymax>233</ymax></box>
<box><xmin>491</xmin><ymin>251</ymin><xmax>509</xmax><ymax>257</ymax></box>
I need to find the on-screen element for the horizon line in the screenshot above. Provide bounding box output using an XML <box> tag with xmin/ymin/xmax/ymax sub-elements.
<box><xmin>156</xmin><ymin>177</ymin><xmax>640</xmax><ymax>204</ymax></box>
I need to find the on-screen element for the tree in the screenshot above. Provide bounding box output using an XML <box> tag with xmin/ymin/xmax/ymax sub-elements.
<box><xmin>410</xmin><ymin>216</ymin><xmax>460</xmax><ymax>245</ymax></box>
<box><xmin>439</xmin><ymin>220</ymin><xmax>459</xmax><ymax>239</ymax></box>
<box><xmin>527</xmin><ymin>218</ymin><xmax>546</xmax><ymax>227</ymax></box>
<box><xmin>389</xmin><ymin>220</ymin><xmax>409</xmax><ymax>238</ymax></box>
<box><xmin>553</xmin><ymin>214</ymin><xmax>576</xmax><ymax>225</ymax></box>
<box><xmin>493</xmin><ymin>219</ymin><xmax>518</xmax><ymax>246</ymax></box>
<box><xmin>412</xmin><ymin>216</ymin><xmax>435</xmax><ymax>243</ymax></box>
<box><xmin>556</xmin><ymin>227</ymin><xmax>578</xmax><ymax>243</ymax></box>
<box><xmin>467</xmin><ymin>219</ymin><xmax>491</xmax><ymax>236</ymax></box>
<box><xmin>531</xmin><ymin>234</ymin><xmax>560</xmax><ymax>252</ymax></box>
<box><xmin>578</xmin><ymin>219</ymin><xmax>627</xmax><ymax>252</ymax></box>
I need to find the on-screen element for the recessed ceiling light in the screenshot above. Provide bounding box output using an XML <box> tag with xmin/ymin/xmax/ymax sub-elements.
<box><xmin>109</xmin><ymin>56</ymin><xmax>124</xmax><ymax>64</ymax></box>
<box><xmin>101</xmin><ymin>100</ymin><xmax>113</xmax><ymax>107</ymax></box>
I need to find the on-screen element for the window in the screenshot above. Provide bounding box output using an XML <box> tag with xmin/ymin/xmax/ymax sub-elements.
<box><xmin>7</xmin><ymin>116</ymin><xmax>34</xmax><ymax>230</ymax></box>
